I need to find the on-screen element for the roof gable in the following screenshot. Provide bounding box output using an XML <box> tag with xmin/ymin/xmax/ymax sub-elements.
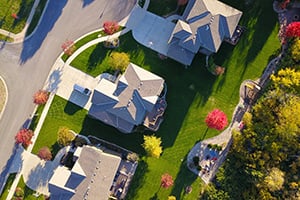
<box><xmin>167</xmin><ymin>0</ymin><xmax>242</xmax><ymax>64</ymax></box>
<box><xmin>89</xmin><ymin>63</ymin><xmax>164</xmax><ymax>133</ymax></box>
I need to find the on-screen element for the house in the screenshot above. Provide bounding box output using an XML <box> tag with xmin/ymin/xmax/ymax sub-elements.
<box><xmin>48</xmin><ymin>145</ymin><xmax>137</xmax><ymax>200</ymax></box>
<box><xmin>167</xmin><ymin>0</ymin><xmax>242</xmax><ymax>65</ymax></box>
<box><xmin>88</xmin><ymin>63</ymin><xmax>167</xmax><ymax>133</ymax></box>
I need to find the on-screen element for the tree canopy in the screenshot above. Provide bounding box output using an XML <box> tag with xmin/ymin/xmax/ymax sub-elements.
<box><xmin>161</xmin><ymin>173</ymin><xmax>174</xmax><ymax>189</ymax></box>
<box><xmin>15</xmin><ymin>129</ymin><xmax>34</xmax><ymax>148</ymax></box>
<box><xmin>205</xmin><ymin>109</ymin><xmax>228</xmax><ymax>131</ymax></box>
<box><xmin>142</xmin><ymin>135</ymin><xmax>163</xmax><ymax>158</ymax></box>
<box><xmin>57</xmin><ymin>127</ymin><xmax>75</xmax><ymax>147</ymax></box>
<box><xmin>108</xmin><ymin>52</ymin><xmax>130</xmax><ymax>72</ymax></box>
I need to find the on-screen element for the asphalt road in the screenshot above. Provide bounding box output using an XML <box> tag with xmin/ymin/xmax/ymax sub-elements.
<box><xmin>0</xmin><ymin>0</ymin><xmax>136</xmax><ymax>185</ymax></box>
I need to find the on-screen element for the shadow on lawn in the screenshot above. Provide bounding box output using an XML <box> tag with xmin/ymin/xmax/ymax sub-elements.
<box><xmin>20</xmin><ymin>0</ymin><xmax>67</xmax><ymax>64</ymax></box>
<box><xmin>87</xmin><ymin>43</ymin><xmax>111</xmax><ymax>72</ymax></box>
<box><xmin>79</xmin><ymin>115</ymin><xmax>145</xmax><ymax>153</ymax></box>
<box><xmin>125</xmin><ymin>160</ymin><xmax>149</xmax><ymax>199</ymax></box>
<box><xmin>213</xmin><ymin>0</ymin><xmax>278</xmax><ymax>91</ymax></box>
<box><xmin>11</xmin><ymin>0</ymin><xmax>34</xmax><ymax>29</ymax></box>
<box><xmin>64</xmin><ymin>100</ymin><xmax>82</xmax><ymax>115</ymax></box>
<box><xmin>171</xmin><ymin>155</ymin><xmax>198</xmax><ymax>199</ymax></box>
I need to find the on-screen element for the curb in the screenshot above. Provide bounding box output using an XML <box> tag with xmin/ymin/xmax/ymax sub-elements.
<box><xmin>0</xmin><ymin>76</ymin><xmax>8</xmax><ymax>121</ymax></box>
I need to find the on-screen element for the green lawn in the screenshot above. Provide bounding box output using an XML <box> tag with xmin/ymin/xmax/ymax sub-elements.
<box><xmin>0</xmin><ymin>0</ymin><xmax>35</xmax><ymax>33</ymax></box>
<box><xmin>0</xmin><ymin>173</ymin><xmax>16</xmax><ymax>200</ymax></box>
<box><xmin>32</xmin><ymin>0</ymin><xmax>280</xmax><ymax>199</ymax></box>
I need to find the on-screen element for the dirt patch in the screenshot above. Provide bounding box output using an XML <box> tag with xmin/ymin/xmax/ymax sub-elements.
<box><xmin>0</xmin><ymin>78</ymin><xmax>7</xmax><ymax>115</ymax></box>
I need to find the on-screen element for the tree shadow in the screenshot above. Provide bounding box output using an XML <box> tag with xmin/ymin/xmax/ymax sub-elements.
<box><xmin>125</xmin><ymin>159</ymin><xmax>149</xmax><ymax>199</ymax></box>
<box><xmin>87</xmin><ymin>43</ymin><xmax>111</xmax><ymax>71</ymax></box>
<box><xmin>12</xmin><ymin>0</ymin><xmax>34</xmax><ymax>29</ymax></box>
<box><xmin>25</xmin><ymin>162</ymin><xmax>53</xmax><ymax>191</ymax></box>
<box><xmin>82</xmin><ymin>0</ymin><xmax>95</xmax><ymax>8</ymax></box>
<box><xmin>79</xmin><ymin>115</ymin><xmax>144</xmax><ymax>153</ymax></box>
<box><xmin>170</xmin><ymin>155</ymin><xmax>198</xmax><ymax>199</ymax></box>
<box><xmin>20</xmin><ymin>0</ymin><xmax>68</xmax><ymax>64</ymax></box>
<box><xmin>64</xmin><ymin>100</ymin><xmax>83</xmax><ymax>115</ymax></box>
<box><xmin>45</xmin><ymin>67</ymin><xmax>63</xmax><ymax>93</ymax></box>
<box><xmin>0</xmin><ymin>144</ymin><xmax>22</xmax><ymax>190</ymax></box>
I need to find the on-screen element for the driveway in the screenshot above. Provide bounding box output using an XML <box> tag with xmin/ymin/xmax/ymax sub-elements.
<box><xmin>49</xmin><ymin>59</ymin><xmax>99</xmax><ymax>110</ymax></box>
<box><xmin>9</xmin><ymin>146</ymin><xmax>67</xmax><ymax>195</ymax></box>
<box><xmin>0</xmin><ymin>0</ymin><xmax>136</xmax><ymax>187</ymax></box>
<box><xmin>129</xmin><ymin>7</ymin><xmax>175</xmax><ymax>55</ymax></box>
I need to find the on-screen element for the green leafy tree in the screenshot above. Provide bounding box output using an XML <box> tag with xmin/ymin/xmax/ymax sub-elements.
<box><xmin>291</xmin><ymin>38</ymin><xmax>300</xmax><ymax>62</ymax></box>
<box><xmin>57</xmin><ymin>127</ymin><xmax>75</xmax><ymax>146</ymax></box>
<box><xmin>275</xmin><ymin>95</ymin><xmax>300</xmax><ymax>141</ymax></box>
<box><xmin>142</xmin><ymin>135</ymin><xmax>162</xmax><ymax>158</ymax></box>
<box><xmin>270</xmin><ymin>68</ymin><xmax>300</xmax><ymax>93</ymax></box>
<box><xmin>263</xmin><ymin>168</ymin><xmax>285</xmax><ymax>192</ymax></box>
<box><xmin>108</xmin><ymin>52</ymin><xmax>130</xmax><ymax>72</ymax></box>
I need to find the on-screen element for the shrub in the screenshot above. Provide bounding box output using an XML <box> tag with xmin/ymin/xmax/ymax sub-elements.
<box><xmin>61</xmin><ymin>40</ymin><xmax>76</xmax><ymax>56</ymax></box>
<box><xmin>38</xmin><ymin>146</ymin><xmax>52</xmax><ymax>161</ymax></box>
<box><xmin>33</xmin><ymin>90</ymin><xmax>49</xmax><ymax>105</ymax></box>
<box><xmin>207</xmin><ymin>143</ymin><xmax>212</xmax><ymax>149</ymax></box>
<box><xmin>103</xmin><ymin>21</ymin><xmax>120</xmax><ymax>35</ymax></box>
<box><xmin>108</xmin><ymin>52</ymin><xmax>130</xmax><ymax>73</ymax></box>
<box><xmin>57</xmin><ymin>127</ymin><xmax>75</xmax><ymax>146</ymax></box>
<box><xmin>161</xmin><ymin>173</ymin><xmax>174</xmax><ymax>189</ymax></box>
<box><xmin>205</xmin><ymin>109</ymin><xmax>228</xmax><ymax>131</ymax></box>
<box><xmin>142</xmin><ymin>135</ymin><xmax>163</xmax><ymax>158</ymax></box>
<box><xmin>15</xmin><ymin>129</ymin><xmax>34</xmax><ymax>148</ymax></box>
<box><xmin>14</xmin><ymin>187</ymin><xmax>24</xmax><ymax>198</ymax></box>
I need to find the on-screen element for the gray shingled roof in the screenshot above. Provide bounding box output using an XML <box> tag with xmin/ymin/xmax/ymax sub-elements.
<box><xmin>49</xmin><ymin>146</ymin><xmax>121</xmax><ymax>200</ymax></box>
<box><xmin>89</xmin><ymin>63</ymin><xmax>165</xmax><ymax>133</ymax></box>
<box><xmin>167</xmin><ymin>0</ymin><xmax>242</xmax><ymax>65</ymax></box>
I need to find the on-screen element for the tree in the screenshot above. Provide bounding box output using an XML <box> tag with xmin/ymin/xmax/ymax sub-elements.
<box><xmin>103</xmin><ymin>21</ymin><xmax>120</xmax><ymax>35</ymax></box>
<box><xmin>168</xmin><ymin>196</ymin><xmax>176</xmax><ymax>200</ymax></box>
<box><xmin>205</xmin><ymin>109</ymin><xmax>228</xmax><ymax>131</ymax></box>
<box><xmin>108</xmin><ymin>52</ymin><xmax>130</xmax><ymax>72</ymax></box>
<box><xmin>161</xmin><ymin>173</ymin><xmax>174</xmax><ymax>189</ymax></box>
<box><xmin>57</xmin><ymin>127</ymin><xmax>75</xmax><ymax>146</ymax></box>
<box><xmin>270</xmin><ymin>68</ymin><xmax>300</xmax><ymax>93</ymax></box>
<box><xmin>15</xmin><ymin>129</ymin><xmax>34</xmax><ymax>148</ymax></box>
<box><xmin>38</xmin><ymin>146</ymin><xmax>52</xmax><ymax>161</ymax></box>
<box><xmin>263</xmin><ymin>168</ymin><xmax>285</xmax><ymax>192</ymax></box>
<box><xmin>61</xmin><ymin>40</ymin><xmax>76</xmax><ymax>56</ymax></box>
<box><xmin>142</xmin><ymin>135</ymin><xmax>162</xmax><ymax>158</ymax></box>
<box><xmin>285</xmin><ymin>22</ymin><xmax>300</xmax><ymax>38</ymax></box>
<box><xmin>33</xmin><ymin>90</ymin><xmax>49</xmax><ymax>105</ymax></box>
<box><xmin>291</xmin><ymin>38</ymin><xmax>300</xmax><ymax>62</ymax></box>
<box><xmin>275</xmin><ymin>95</ymin><xmax>300</xmax><ymax>140</ymax></box>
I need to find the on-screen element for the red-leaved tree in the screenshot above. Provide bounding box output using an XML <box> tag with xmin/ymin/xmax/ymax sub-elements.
<box><xmin>38</xmin><ymin>146</ymin><xmax>52</xmax><ymax>161</ymax></box>
<box><xmin>33</xmin><ymin>90</ymin><xmax>49</xmax><ymax>105</ymax></box>
<box><xmin>61</xmin><ymin>40</ymin><xmax>76</xmax><ymax>56</ymax></box>
<box><xmin>15</xmin><ymin>129</ymin><xmax>34</xmax><ymax>148</ymax></box>
<box><xmin>205</xmin><ymin>109</ymin><xmax>228</xmax><ymax>131</ymax></box>
<box><xmin>285</xmin><ymin>22</ymin><xmax>300</xmax><ymax>38</ymax></box>
<box><xmin>103</xmin><ymin>21</ymin><xmax>119</xmax><ymax>35</ymax></box>
<box><xmin>161</xmin><ymin>173</ymin><xmax>174</xmax><ymax>189</ymax></box>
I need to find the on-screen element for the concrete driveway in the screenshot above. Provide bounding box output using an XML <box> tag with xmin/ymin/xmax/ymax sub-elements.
<box><xmin>129</xmin><ymin>8</ymin><xmax>175</xmax><ymax>55</ymax></box>
<box><xmin>9</xmin><ymin>146</ymin><xmax>67</xmax><ymax>195</ymax></box>
<box><xmin>48</xmin><ymin>59</ymin><xmax>99</xmax><ymax>110</ymax></box>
